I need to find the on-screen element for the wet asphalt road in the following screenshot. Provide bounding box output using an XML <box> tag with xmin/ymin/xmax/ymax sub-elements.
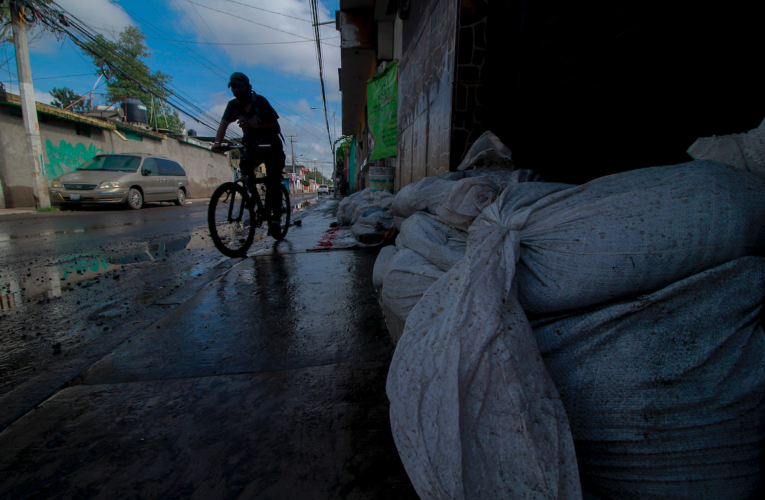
<box><xmin>0</xmin><ymin>194</ymin><xmax>416</xmax><ymax>498</ymax></box>
<box><xmin>0</xmin><ymin>193</ymin><xmax>317</xmax><ymax>428</ymax></box>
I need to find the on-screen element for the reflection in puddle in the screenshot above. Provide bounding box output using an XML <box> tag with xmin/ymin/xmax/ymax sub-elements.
<box><xmin>292</xmin><ymin>200</ymin><xmax>311</xmax><ymax>214</ymax></box>
<box><xmin>0</xmin><ymin>234</ymin><xmax>218</xmax><ymax>313</ymax></box>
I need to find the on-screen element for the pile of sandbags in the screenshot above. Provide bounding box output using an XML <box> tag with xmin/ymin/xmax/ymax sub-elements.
<box><xmin>336</xmin><ymin>188</ymin><xmax>395</xmax><ymax>245</ymax></box>
<box><xmin>374</xmin><ymin>169</ymin><xmax>542</xmax><ymax>323</ymax></box>
<box><xmin>382</xmin><ymin>155</ymin><xmax>765</xmax><ymax>499</ymax></box>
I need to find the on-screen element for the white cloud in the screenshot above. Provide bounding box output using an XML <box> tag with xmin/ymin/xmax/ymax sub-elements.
<box><xmin>293</xmin><ymin>98</ymin><xmax>315</xmax><ymax>116</ymax></box>
<box><xmin>56</xmin><ymin>0</ymin><xmax>135</xmax><ymax>38</ymax></box>
<box><xmin>170</xmin><ymin>0</ymin><xmax>340</xmax><ymax>89</ymax></box>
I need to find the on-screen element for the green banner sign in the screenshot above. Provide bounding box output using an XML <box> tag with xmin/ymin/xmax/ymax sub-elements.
<box><xmin>367</xmin><ymin>61</ymin><xmax>398</xmax><ymax>160</ymax></box>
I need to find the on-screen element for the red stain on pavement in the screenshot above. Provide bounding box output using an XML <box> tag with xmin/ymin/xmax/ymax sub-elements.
<box><xmin>315</xmin><ymin>228</ymin><xmax>341</xmax><ymax>249</ymax></box>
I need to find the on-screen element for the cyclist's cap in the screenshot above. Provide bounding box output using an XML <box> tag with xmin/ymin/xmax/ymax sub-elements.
<box><xmin>228</xmin><ymin>72</ymin><xmax>250</xmax><ymax>88</ymax></box>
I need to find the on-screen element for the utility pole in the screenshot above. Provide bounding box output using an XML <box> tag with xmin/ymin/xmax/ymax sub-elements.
<box><xmin>11</xmin><ymin>2</ymin><xmax>50</xmax><ymax>208</ymax></box>
<box><xmin>284</xmin><ymin>135</ymin><xmax>298</xmax><ymax>174</ymax></box>
<box><xmin>284</xmin><ymin>134</ymin><xmax>297</xmax><ymax>194</ymax></box>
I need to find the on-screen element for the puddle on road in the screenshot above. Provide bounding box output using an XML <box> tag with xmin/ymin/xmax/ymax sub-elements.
<box><xmin>0</xmin><ymin>233</ymin><xmax>217</xmax><ymax>313</ymax></box>
<box><xmin>292</xmin><ymin>201</ymin><xmax>312</xmax><ymax>213</ymax></box>
<box><xmin>0</xmin><ymin>214</ymin><xmax>194</xmax><ymax>242</ymax></box>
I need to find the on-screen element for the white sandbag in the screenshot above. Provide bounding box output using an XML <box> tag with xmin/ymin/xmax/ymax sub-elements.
<box><xmin>373</xmin><ymin>246</ymin><xmax>398</xmax><ymax>289</ymax></box>
<box><xmin>687</xmin><ymin>117</ymin><xmax>765</xmax><ymax>177</ymax></box>
<box><xmin>531</xmin><ymin>256</ymin><xmax>765</xmax><ymax>500</ymax></box>
<box><xmin>337</xmin><ymin>197</ymin><xmax>354</xmax><ymax>226</ymax></box>
<box><xmin>389</xmin><ymin>168</ymin><xmax>543</xmax><ymax>220</ymax></box>
<box><xmin>352</xmin><ymin>200</ymin><xmax>379</xmax><ymax>224</ymax></box>
<box><xmin>397</xmin><ymin>213</ymin><xmax>467</xmax><ymax>272</ymax></box>
<box><xmin>380</xmin><ymin>249</ymin><xmax>444</xmax><ymax>323</ymax></box>
<box><xmin>463</xmin><ymin>168</ymin><xmax>543</xmax><ymax>191</ymax></box>
<box><xmin>393</xmin><ymin>216</ymin><xmax>406</xmax><ymax>231</ymax></box>
<box><xmin>473</xmin><ymin>160</ymin><xmax>765</xmax><ymax>314</ymax></box>
<box><xmin>435</xmin><ymin>176</ymin><xmax>500</xmax><ymax>231</ymax></box>
<box><xmin>360</xmin><ymin>187</ymin><xmax>375</xmax><ymax>200</ymax></box>
<box><xmin>389</xmin><ymin>172</ymin><xmax>464</xmax><ymax>218</ymax></box>
<box><xmin>379</xmin><ymin>197</ymin><xmax>393</xmax><ymax>210</ymax></box>
<box><xmin>351</xmin><ymin>207</ymin><xmax>394</xmax><ymax>245</ymax></box>
<box><xmin>374</xmin><ymin>190</ymin><xmax>394</xmax><ymax>204</ymax></box>
<box><xmin>387</xmin><ymin>226</ymin><xmax>581</xmax><ymax>500</ymax></box>
<box><xmin>457</xmin><ymin>130</ymin><xmax>514</xmax><ymax>171</ymax></box>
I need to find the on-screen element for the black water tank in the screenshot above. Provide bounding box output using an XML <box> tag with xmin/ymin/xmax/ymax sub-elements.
<box><xmin>122</xmin><ymin>97</ymin><xmax>148</xmax><ymax>124</ymax></box>
<box><xmin>187</xmin><ymin>129</ymin><xmax>197</xmax><ymax>137</ymax></box>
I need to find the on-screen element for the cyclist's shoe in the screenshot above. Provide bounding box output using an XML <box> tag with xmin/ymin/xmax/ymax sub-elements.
<box><xmin>267</xmin><ymin>222</ymin><xmax>280</xmax><ymax>237</ymax></box>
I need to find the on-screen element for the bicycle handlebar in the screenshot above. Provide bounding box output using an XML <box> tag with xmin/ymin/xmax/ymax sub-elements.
<box><xmin>217</xmin><ymin>142</ymin><xmax>245</xmax><ymax>152</ymax></box>
<box><xmin>217</xmin><ymin>142</ymin><xmax>273</xmax><ymax>152</ymax></box>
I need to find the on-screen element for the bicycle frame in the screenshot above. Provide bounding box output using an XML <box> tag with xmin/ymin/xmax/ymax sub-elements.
<box><xmin>220</xmin><ymin>142</ymin><xmax>282</xmax><ymax>228</ymax></box>
<box><xmin>225</xmin><ymin>174</ymin><xmax>267</xmax><ymax>225</ymax></box>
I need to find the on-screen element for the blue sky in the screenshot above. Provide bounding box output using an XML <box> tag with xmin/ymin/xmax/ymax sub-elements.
<box><xmin>1</xmin><ymin>0</ymin><xmax>342</xmax><ymax>178</ymax></box>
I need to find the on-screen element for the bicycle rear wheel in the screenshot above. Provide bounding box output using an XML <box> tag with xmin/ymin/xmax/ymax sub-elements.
<box><xmin>208</xmin><ymin>182</ymin><xmax>256</xmax><ymax>257</ymax></box>
<box><xmin>272</xmin><ymin>184</ymin><xmax>291</xmax><ymax>240</ymax></box>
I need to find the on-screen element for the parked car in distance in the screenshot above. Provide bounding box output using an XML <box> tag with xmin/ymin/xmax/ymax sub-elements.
<box><xmin>318</xmin><ymin>184</ymin><xmax>329</xmax><ymax>195</ymax></box>
<box><xmin>48</xmin><ymin>153</ymin><xmax>190</xmax><ymax>210</ymax></box>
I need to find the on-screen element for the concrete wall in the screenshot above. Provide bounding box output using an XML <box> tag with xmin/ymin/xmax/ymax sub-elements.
<box><xmin>395</xmin><ymin>0</ymin><xmax>457</xmax><ymax>192</ymax></box>
<box><xmin>0</xmin><ymin>106</ymin><xmax>233</xmax><ymax>208</ymax></box>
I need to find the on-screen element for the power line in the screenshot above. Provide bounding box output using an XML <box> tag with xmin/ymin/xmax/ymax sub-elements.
<box><xmin>215</xmin><ymin>0</ymin><xmax>312</xmax><ymax>23</ymax></box>
<box><xmin>143</xmin><ymin>37</ymin><xmax>339</xmax><ymax>46</ymax></box>
<box><xmin>182</xmin><ymin>0</ymin><xmax>238</xmax><ymax>70</ymax></box>
<box><xmin>90</xmin><ymin>1</ymin><xmax>240</xmax><ymax>138</ymax></box>
<box><xmin>115</xmin><ymin>3</ymin><xmax>231</xmax><ymax>81</ymax></box>
<box><xmin>309</xmin><ymin>0</ymin><xmax>333</xmax><ymax>159</ymax></box>
<box><xmin>183</xmin><ymin>0</ymin><xmax>340</xmax><ymax>47</ymax></box>
<box><xmin>39</xmin><ymin>1</ymin><xmax>236</xmax><ymax>139</ymax></box>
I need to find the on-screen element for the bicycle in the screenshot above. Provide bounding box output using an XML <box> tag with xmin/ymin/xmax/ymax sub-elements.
<box><xmin>208</xmin><ymin>143</ymin><xmax>290</xmax><ymax>257</ymax></box>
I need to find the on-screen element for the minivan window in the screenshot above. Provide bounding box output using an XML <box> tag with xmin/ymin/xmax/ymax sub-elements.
<box><xmin>156</xmin><ymin>158</ymin><xmax>186</xmax><ymax>177</ymax></box>
<box><xmin>78</xmin><ymin>155</ymin><xmax>141</xmax><ymax>172</ymax></box>
<box><xmin>172</xmin><ymin>162</ymin><xmax>187</xmax><ymax>177</ymax></box>
<box><xmin>141</xmin><ymin>158</ymin><xmax>159</xmax><ymax>176</ymax></box>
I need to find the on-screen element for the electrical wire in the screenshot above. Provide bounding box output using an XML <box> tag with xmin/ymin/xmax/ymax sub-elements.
<box><xmin>215</xmin><ymin>0</ymin><xmax>311</xmax><ymax>23</ymax></box>
<box><xmin>183</xmin><ymin>0</ymin><xmax>340</xmax><ymax>47</ymax></box>
<box><xmin>172</xmin><ymin>0</ymin><xmax>236</xmax><ymax>71</ymax></box>
<box><xmin>38</xmin><ymin>1</ymin><xmax>236</xmax><ymax>139</ymax></box>
<box><xmin>22</xmin><ymin>0</ymin><xmax>339</xmax><ymax>147</ymax></box>
<box><xmin>114</xmin><ymin>2</ymin><xmax>231</xmax><ymax>82</ymax></box>
<box><xmin>143</xmin><ymin>37</ymin><xmax>339</xmax><ymax>46</ymax></box>
<box><xmin>309</xmin><ymin>0</ymin><xmax>333</xmax><ymax>158</ymax></box>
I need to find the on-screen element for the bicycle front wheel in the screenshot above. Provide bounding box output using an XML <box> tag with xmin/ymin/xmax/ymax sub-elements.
<box><xmin>273</xmin><ymin>184</ymin><xmax>291</xmax><ymax>240</ymax></box>
<box><xmin>208</xmin><ymin>182</ymin><xmax>256</xmax><ymax>257</ymax></box>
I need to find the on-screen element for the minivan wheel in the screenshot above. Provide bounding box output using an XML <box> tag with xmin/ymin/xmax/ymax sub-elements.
<box><xmin>127</xmin><ymin>188</ymin><xmax>143</xmax><ymax>210</ymax></box>
<box><xmin>174</xmin><ymin>189</ymin><xmax>186</xmax><ymax>206</ymax></box>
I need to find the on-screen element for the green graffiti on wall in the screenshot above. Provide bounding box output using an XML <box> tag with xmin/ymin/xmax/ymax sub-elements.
<box><xmin>44</xmin><ymin>140</ymin><xmax>111</xmax><ymax>179</ymax></box>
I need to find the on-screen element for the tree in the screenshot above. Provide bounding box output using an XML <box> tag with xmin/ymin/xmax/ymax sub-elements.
<box><xmin>50</xmin><ymin>87</ymin><xmax>85</xmax><ymax>112</ymax></box>
<box><xmin>82</xmin><ymin>26</ymin><xmax>185</xmax><ymax>133</ymax></box>
<box><xmin>1</xmin><ymin>1</ymin><xmax>53</xmax><ymax>45</ymax></box>
<box><xmin>335</xmin><ymin>136</ymin><xmax>353</xmax><ymax>172</ymax></box>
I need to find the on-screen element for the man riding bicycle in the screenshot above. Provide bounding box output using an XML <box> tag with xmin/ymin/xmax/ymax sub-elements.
<box><xmin>213</xmin><ymin>72</ymin><xmax>285</xmax><ymax>236</ymax></box>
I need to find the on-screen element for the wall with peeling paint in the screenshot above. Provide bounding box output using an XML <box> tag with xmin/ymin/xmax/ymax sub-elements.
<box><xmin>0</xmin><ymin>106</ymin><xmax>233</xmax><ymax>208</ymax></box>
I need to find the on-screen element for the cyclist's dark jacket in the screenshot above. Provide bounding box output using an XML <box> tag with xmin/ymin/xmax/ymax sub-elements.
<box><xmin>222</xmin><ymin>91</ymin><xmax>282</xmax><ymax>149</ymax></box>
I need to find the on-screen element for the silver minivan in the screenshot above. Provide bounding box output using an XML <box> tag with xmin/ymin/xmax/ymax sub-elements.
<box><xmin>49</xmin><ymin>153</ymin><xmax>190</xmax><ymax>210</ymax></box>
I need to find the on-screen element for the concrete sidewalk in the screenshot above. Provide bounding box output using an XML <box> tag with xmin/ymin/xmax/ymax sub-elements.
<box><xmin>0</xmin><ymin>207</ymin><xmax>37</xmax><ymax>216</ymax></box>
<box><xmin>0</xmin><ymin>198</ymin><xmax>416</xmax><ymax>499</ymax></box>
